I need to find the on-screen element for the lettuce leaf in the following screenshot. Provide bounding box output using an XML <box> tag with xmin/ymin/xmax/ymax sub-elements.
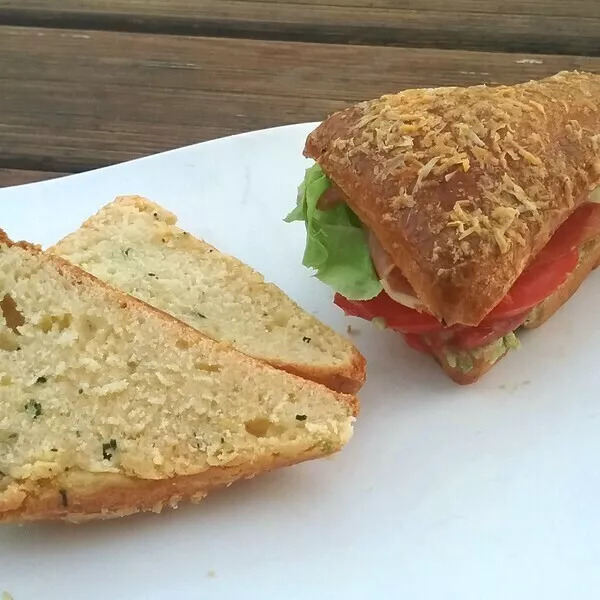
<box><xmin>285</xmin><ymin>164</ymin><xmax>382</xmax><ymax>300</ymax></box>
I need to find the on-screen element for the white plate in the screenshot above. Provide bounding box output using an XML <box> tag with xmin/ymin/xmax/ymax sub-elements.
<box><xmin>1</xmin><ymin>124</ymin><xmax>600</xmax><ymax>600</ymax></box>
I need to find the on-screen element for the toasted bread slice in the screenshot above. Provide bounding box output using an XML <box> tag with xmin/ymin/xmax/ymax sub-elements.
<box><xmin>49</xmin><ymin>196</ymin><xmax>365</xmax><ymax>394</ymax></box>
<box><xmin>433</xmin><ymin>237</ymin><xmax>600</xmax><ymax>384</ymax></box>
<box><xmin>0</xmin><ymin>231</ymin><xmax>356</xmax><ymax>523</ymax></box>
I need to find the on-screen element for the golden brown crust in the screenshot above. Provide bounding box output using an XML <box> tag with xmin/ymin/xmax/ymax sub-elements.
<box><xmin>305</xmin><ymin>71</ymin><xmax>600</xmax><ymax>326</ymax></box>
<box><xmin>0</xmin><ymin>228</ymin><xmax>41</xmax><ymax>253</ymax></box>
<box><xmin>0</xmin><ymin>449</ymin><xmax>327</xmax><ymax>523</ymax></box>
<box><xmin>268</xmin><ymin>348</ymin><xmax>366</xmax><ymax>395</ymax></box>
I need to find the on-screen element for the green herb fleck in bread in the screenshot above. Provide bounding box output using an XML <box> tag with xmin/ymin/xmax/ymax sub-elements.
<box><xmin>0</xmin><ymin>230</ymin><xmax>357</xmax><ymax>523</ymax></box>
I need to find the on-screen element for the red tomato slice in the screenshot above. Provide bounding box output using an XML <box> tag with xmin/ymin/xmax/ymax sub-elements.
<box><xmin>535</xmin><ymin>203</ymin><xmax>600</xmax><ymax>266</ymax></box>
<box><xmin>483</xmin><ymin>249</ymin><xmax>578</xmax><ymax>322</ymax></box>
<box><xmin>486</xmin><ymin>203</ymin><xmax>600</xmax><ymax>321</ymax></box>
<box><xmin>335</xmin><ymin>203</ymin><xmax>600</xmax><ymax>346</ymax></box>
<box><xmin>334</xmin><ymin>292</ymin><xmax>442</xmax><ymax>334</ymax></box>
<box><xmin>442</xmin><ymin>312</ymin><xmax>528</xmax><ymax>350</ymax></box>
<box><xmin>402</xmin><ymin>333</ymin><xmax>431</xmax><ymax>353</ymax></box>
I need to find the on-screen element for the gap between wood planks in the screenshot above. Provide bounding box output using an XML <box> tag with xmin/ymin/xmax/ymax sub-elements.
<box><xmin>0</xmin><ymin>169</ymin><xmax>68</xmax><ymax>189</ymax></box>
<box><xmin>0</xmin><ymin>0</ymin><xmax>599</xmax><ymax>56</ymax></box>
<box><xmin>1</xmin><ymin>25</ymin><xmax>599</xmax><ymax>176</ymax></box>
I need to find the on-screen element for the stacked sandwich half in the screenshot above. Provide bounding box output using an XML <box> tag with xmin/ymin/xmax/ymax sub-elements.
<box><xmin>287</xmin><ymin>71</ymin><xmax>600</xmax><ymax>383</ymax></box>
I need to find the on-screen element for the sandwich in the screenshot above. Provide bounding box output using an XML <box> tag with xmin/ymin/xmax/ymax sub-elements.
<box><xmin>50</xmin><ymin>195</ymin><xmax>365</xmax><ymax>394</ymax></box>
<box><xmin>0</xmin><ymin>230</ymin><xmax>357</xmax><ymax>522</ymax></box>
<box><xmin>286</xmin><ymin>71</ymin><xmax>600</xmax><ymax>383</ymax></box>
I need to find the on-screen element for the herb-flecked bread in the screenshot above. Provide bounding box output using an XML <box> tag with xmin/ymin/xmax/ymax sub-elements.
<box><xmin>0</xmin><ymin>231</ymin><xmax>357</xmax><ymax>523</ymax></box>
<box><xmin>50</xmin><ymin>196</ymin><xmax>365</xmax><ymax>394</ymax></box>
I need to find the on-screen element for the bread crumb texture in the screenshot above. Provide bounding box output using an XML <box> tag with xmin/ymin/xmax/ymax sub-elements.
<box><xmin>0</xmin><ymin>237</ymin><xmax>354</xmax><ymax>518</ymax></box>
<box><xmin>52</xmin><ymin>196</ymin><xmax>362</xmax><ymax>387</ymax></box>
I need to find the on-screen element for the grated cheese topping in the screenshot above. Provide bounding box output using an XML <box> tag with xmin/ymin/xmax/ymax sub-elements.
<box><xmin>316</xmin><ymin>71</ymin><xmax>600</xmax><ymax>262</ymax></box>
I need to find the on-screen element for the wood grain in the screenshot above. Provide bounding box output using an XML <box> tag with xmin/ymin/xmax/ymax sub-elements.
<box><xmin>0</xmin><ymin>0</ymin><xmax>598</xmax><ymax>55</ymax></box>
<box><xmin>4</xmin><ymin>0</ymin><xmax>599</xmax><ymax>17</ymax></box>
<box><xmin>1</xmin><ymin>26</ymin><xmax>599</xmax><ymax>173</ymax></box>
<box><xmin>0</xmin><ymin>169</ymin><xmax>67</xmax><ymax>188</ymax></box>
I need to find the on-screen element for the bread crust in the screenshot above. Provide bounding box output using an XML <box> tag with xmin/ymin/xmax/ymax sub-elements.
<box><xmin>305</xmin><ymin>71</ymin><xmax>600</xmax><ymax>326</ymax></box>
<box><xmin>268</xmin><ymin>352</ymin><xmax>365</xmax><ymax>395</ymax></box>
<box><xmin>0</xmin><ymin>448</ymin><xmax>328</xmax><ymax>523</ymax></box>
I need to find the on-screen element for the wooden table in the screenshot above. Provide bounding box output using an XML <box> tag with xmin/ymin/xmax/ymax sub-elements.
<box><xmin>1</xmin><ymin>1</ymin><xmax>599</xmax><ymax>188</ymax></box>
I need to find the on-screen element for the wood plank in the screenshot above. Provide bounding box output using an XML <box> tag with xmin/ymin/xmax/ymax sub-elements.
<box><xmin>0</xmin><ymin>169</ymin><xmax>68</xmax><ymax>188</ymax></box>
<box><xmin>4</xmin><ymin>0</ymin><xmax>600</xmax><ymax>18</ymax></box>
<box><xmin>227</xmin><ymin>0</ymin><xmax>600</xmax><ymax>16</ymax></box>
<box><xmin>0</xmin><ymin>0</ymin><xmax>598</xmax><ymax>56</ymax></box>
<box><xmin>1</xmin><ymin>26</ymin><xmax>599</xmax><ymax>173</ymax></box>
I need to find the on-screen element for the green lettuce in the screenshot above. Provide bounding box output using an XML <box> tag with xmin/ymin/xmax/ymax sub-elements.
<box><xmin>285</xmin><ymin>164</ymin><xmax>382</xmax><ymax>300</ymax></box>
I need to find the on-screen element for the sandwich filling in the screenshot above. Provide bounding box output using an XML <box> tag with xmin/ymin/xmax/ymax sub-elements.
<box><xmin>286</xmin><ymin>164</ymin><xmax>600</xmax><ymax>373</ymax></box>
